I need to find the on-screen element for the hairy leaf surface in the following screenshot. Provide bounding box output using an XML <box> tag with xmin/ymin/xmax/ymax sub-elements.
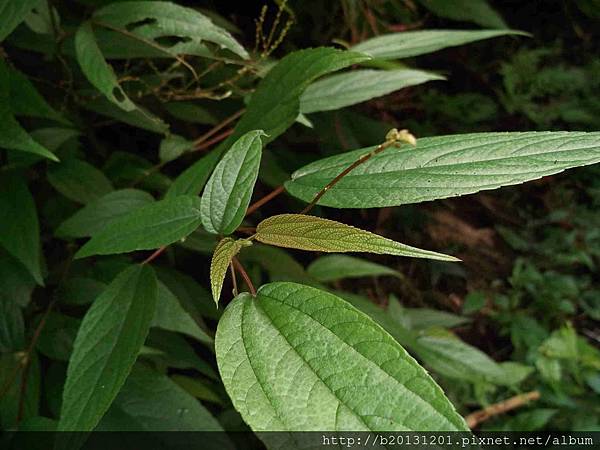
<box><xmin>215</xmin><ymin>282</ymin><xmax>468</xmax><ymax>432</ymax></box>
<box><xmin>255</xmin><ymin>214</ymin><xmax>457</xmax><ymax>261</ymax></box>
<box><xmin>286</xmin><ymin>132</ymin><xmax>600</xmax><ymax>208</ymax></box>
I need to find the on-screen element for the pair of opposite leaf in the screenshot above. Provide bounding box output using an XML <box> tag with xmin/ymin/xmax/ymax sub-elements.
<box><xmin>206</xmin><ymin>129</ymin><xmax>458</xmax><ymax>306</ymax></box>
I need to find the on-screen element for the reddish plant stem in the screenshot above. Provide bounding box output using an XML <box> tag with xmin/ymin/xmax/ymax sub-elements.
<box><xmin>232</xmin><ymin>257</ymin><xmax>256</xmax><ymax>296</ymax></box>
<box><xmin>193</xmin><ymin>109</ymin><xmax>244</xmax><ymax>147</ymax></box>
<box><xmin>230</xmin><ymin>262</ymin><xmax>239</xmax><ymax>296</ymax></box>
<box><xmin>141</xmin><ymin>246</ymin><xmax>166</xmax><ymax>265</ymax></box>
<box><xmin>465</xmin><ymin>390</ymin><xmax>541</xmax><ymax>429</ymax></box>
<box><xmin>193</xmin><ymin>128</ymin><xmax>233</xmax><ymax>152</ymax></box>
<box><xmin>245</xmin><ymin>185</ymin><xmax>285</xmax><ymax>217</ymax></box>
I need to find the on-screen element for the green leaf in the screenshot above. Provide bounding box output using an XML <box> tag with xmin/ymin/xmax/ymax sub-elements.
<box><xmin>0</xmin><ymin>174</ymin><xmax>43</xmax><ymax>284</ymax></box>
<box><xmin>36</xmin><ymin>312</ymin><xmax>79</xmax><ymax>361</ymax></box>
<box><xmin>167</xmin><ymin>47</ymin><xmax>369</xmax><ymax>197</ymax></box>
<box><xmin>153</xmin><ymin>281</ymin><xmax>212</xmax><ymax>345</ymax></box>
<box><xmin>159</xmin><ymin>134</ymin><xmax>194</xmax><ymax>163</ymax></box>
<box><xmin>0</xmin><ymin>0</ymin><xmax>42</xmax><ymax>42</ymax></box>
<box><xmin>75</xmin><ymin>21</ymin><xmax>136</xmax><ymax>111</ymax></box>
<box><xmin>171</xmin><ymin>375</ymin><xmax>223</xmax><ymax>405</ymax></box>
<box><xmin>57</xmin><ymin>265</ymin><xmax>157</xmax><ymax>438</ymax></box>
<box><xmin>56</xmin><ymin>189</ymin><xmax>154</xmax><ymax>238</ymax></box>
<box><xmin>84</xmin><ymin>95</ymin><xmax>169</xmax><ymax>134</ymax></box>
<box><xmin>96</xmin><ymin>365</ymin><xmax>233</xmax><ymax>450</ymax></box>
<box><xmin>352</xmin><ymin>30</ymin><xmax>527</xmax><ymax>60</ymax></box>
<box><xmin>210</xmin><ymin>238</ymin><xmax>244</xmax><ymax>306</ymax></box>
<box><xmin>300</xmin><ymin>69</ymin><xmax>444</xmax><ymax>114</ymax></box>
<box><xmin>57</xmin><ymin>277</ymin><xmax>107</xmax><ymax>306</ymax></box>
<box><xmin>255</xmin><ymin>214</ymin><xmax>458</xmax><ymax>261</ymax></box>
<box><xmin>201</xmin><ymin>130</ymin><xmax>265</xmax><ymax>234</ymax></box>
<box><xmin>7</xmin><ymin>64</ymin><xmax>69</xmax><ymax>124</ymax></box>
<box><xmin>0</xmin><ymin>60</ymin><xmax>58</xmax><ymax>161</ymax></box>
<box><xmin>215</xmin><ymin>282</ymin><xmax>467</xmax><ymax>432</ymax></box>
<box><xmin>0</xmin><ymin>250</ymin><xmax>36</xmax><ymax>308</ymax></box>
<box><xmin>307</xmin><ymin>254</ymin><xmax>400</xmax><ymax>282</ymax></box>
<box><xmin>75</xmin><ymin>195</ymin><xmax>202</xmax><ymax>259</ymax></box>
<box><xmin>48</xmin><ymin>158</ymin><xmax>114</xmax><ymax>204</ymax></box>
<box><xmin>417</xmin><ymin>0</ymin><xmax>507</xmax><ymax>29</ymax></box>
<box><xmin>0</xmin><ymin>294</ymin><xmax>25</xmax><ymax>352</ymax></box>
<box><xmin>93</xmin><ymin>1</ymin><xmax>248</xmax><ymax>60</ymax></box>
<box><xmin>286</xmin><ymin>132</ymin><xmax>600</xmax><ymax>208</ymax></box>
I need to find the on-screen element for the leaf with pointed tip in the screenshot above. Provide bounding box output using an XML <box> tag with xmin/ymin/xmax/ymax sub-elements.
<box><xmin>210</xmin><ymin>238</ymin><xmax>245</xmax><ymax>306</ymax></box>
<box><xmin>300</xmin><ymin>69</ymin><xmax>444</xmax><ymax>114</ymax></box>
<box><xmin>153</xmin><ymin>281</ymin><xmax>212</xmax><ymax>345</ymax></box>
<box><xmin>351</xmin><ymin>29</ymin><xmax>526</xmax><ymax>60</ymax></box>
<box><xmin>201</xmin><ymin>130</ymin><xmax>265</xmax><ymax>234</ymax></box>
<box><xmin>0</xmin><ymin>0</ymin><xmax>42</xmax><ymax>42</ymax></box>
<box><xmin>57</xmin><ymin>265</ymin><xmax>157</xmax><ymax>440</ymax></box>
<box><xmin>307</xmin><ymin>254</ymin><xmax>400</xmax><ymax>282</ymax></box>
<box><xmin>0</xmin><ymin>60</ymin><xmax>58</xmax><ymax>161</ymax></box>
<box><xmin>47</xmin><ymin>158</ymin><xmax>114</xmax><ymax>204</ymax></box>
<box><xmin>75</xmin><ymin>21</ymin><xmax>136</xmax><ymax>111</ymax></box>
<box><xmin>286</xmin><ymin>132</ymin><xmax>600</xmax><ymax>208</ymax></box>
<box><xmin>215</xmin><ymin>282</ymin><xmax>468</xmax><ymax>432</ymax></box>
<box><xmin>56</xmin><ymin>189</ymin><xmax>154</xmax><ymax>238</ymax></box>
<box><xmin>167</xmin><ymin>47</ymin><xmax>370</xmax><ymax>197</ymax></box>
<box><xmin>0</xmin><ymin>174</ymin><xmax>44</xmax><ymax>285</ymax></box>
<box><xmin>255</xmin><ymin>214</ymin><xmax>457</xmax><ymax>261</ymax></box>
<box><xmin>75</xmin><ymin>195</ymin><xmax>202</xmax><ymax>259</ymax></box>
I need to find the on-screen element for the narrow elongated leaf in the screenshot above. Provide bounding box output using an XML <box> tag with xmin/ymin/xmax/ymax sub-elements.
<box><xmin>351</xmin><ymin>30</ymin><xmax>527</xmax><ymax>60</ymax></box>
<box><xmin>0</xmin><ymin>0</ymin><xmax>41</xmax><ymax>42</ymax></box>
<box><xmin>97</xmin><ymin>365</ymin><xmax>230</xmax><ymax>441</ymax></box>
<box><xmin>167</xmin><ymin>48</ymin><xmax>369</xmax><ymax>197</ymax></box>
<box><xmin>210</xmin><ymin>238</ymin><xmax>244</xmax><ymax>305</ymax></box>
<box><xmin>300</xmin><ymin>69</ymin><xmax>444</xmax><ymax>114</ymax></box>
<box><xmin>57</xmin><ymin>265</ymin><xmax>157</xmax><ymax>438</ymax></box>
<box><xmin>75</xmin><ymin>21</ymin><xmax>136</xmax><ymax>111</ymax></box>
<box><xmin>75</xmin><ymin>195</ymin><xmax>202</xmax><ymax>259</ymax></box>
<box><xmin>0</xmin><ymin>175</ymin><xmax>43</xmax><ymax>284</ymax></box>
<box><xmin>307</xmin><ymin>254</ymin><xmax>399</xmax><ymax>282</ymax></box>
<box><xmin>418</xmin><ymin>0</ymin><xmax>507</xmax><ymax>28</ymax></box>
<box><xmin>201</xmin><ymin>130</ymin><xmax>265</xmax><ymax>234</ymax></box>
<box><xmin>216</xmin><ymin>282</ymin><xmax>468</xmax><ymax>432</ymax></box>
<box><xmin>93</xmin><ymin>1</ymin><xmax>248</xmax><ymax>60</ymax></box>
<box><xmin>56</xmin><ymin>189</ymin><xmax>154</xmax><ymax>238</ymax></box>
<box><xmin>153</xmin><ymin>281</ymin><xmax>212</xmax><ymax>345</ymax></box>
<box><xmin>48</xmin><ymin>158</ymin><xmax>114</xmax><ymax>204</ymax></box>
<box><xmin>255</xmin><ymin>214</ymin><xmax>457</xmax><ymax>261</ymax></box>
<box><xmin>286</xmin><ymin>132</ymin><xmax>600</xmax><ymax>208</ymax></box>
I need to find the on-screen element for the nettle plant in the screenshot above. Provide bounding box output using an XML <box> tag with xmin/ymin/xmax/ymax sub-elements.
<box><xmin>1</xmin><ymin>0</ymin><xmax>600</xmax><ymax>445</ymax></box>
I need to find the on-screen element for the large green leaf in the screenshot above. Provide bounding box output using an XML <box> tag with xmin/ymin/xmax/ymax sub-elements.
<box><xmin>0</xmin><ymin>0</ymin><xmax>41</xmax><ymax>42</ymax></box>
<box><xmin>201</xmin><ymin>130</ymin><xmax>264</xmax><ymax>234</ymax></box>
<box><xmin>56</xmin><ymin>189</ymin><xmax>154</xmax><ymax>238</ymax></box>
<box><xmin>167</xmin><ymin>47</ymin><xmax>369</xmax><ymax>197</ymax></box>
<box><xmin>210</xmin><ymin>238</ymin><xmax>245</xmax><ymax>306</ymax></box>
<box><xmin>255</xmin><ymin>214</ymin><xmax>457</xmax><ymax>261</ymax></box>
<box><xmin>286</xmin><ymin>132</ymin><xmax>600</xmax><ymax>208</ymax></box>
<box><xmin>47</xmin><ymin>158</ymin><xmax>114</xmax><ymax>204</ymax></box>
<box><xmin>0</xmin><ymin>174</ymin><xmax>43</xmax><ymax>284</ymax></box>
<box><xmin>351</xmin><ymin>30</ymin><xmax>527</xmax><ymax>60</ymax></box>
<box><xmin>93</xmin><ymin>1</ymin><xmax>248</xmax><ymax>60</ymax></box>
<box><xmin>300</xmin><ymin>69</ymin><xmax>444</xmax><ymax>114</ymax></box>
<box><xmin>215</xmin><ymin>282</ymin><xmax>468</xmax><ymax>432</ymax></box>
<box><xmin>75</xmin><ymin>195</ymin><xmax>202</xmax><ymax>259</ymax></box>
<box><xmin>57</xmin><ymin>265</ymin><xmax>157</xmax><ymax>439</ymax></box>
<box><xmin>417</xmin><ymin>0</ymin><xmax>507</xmax><ymax>28</ymax></box>
<box><xmin>307</xmin><ymin>254</ymin><xmax>400</xmax><ymax>282</ymax></box>
<box><xmin>75</xmin><ymin>21</ymin><xmax>136</xmax><ymax>111</ymax></box>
